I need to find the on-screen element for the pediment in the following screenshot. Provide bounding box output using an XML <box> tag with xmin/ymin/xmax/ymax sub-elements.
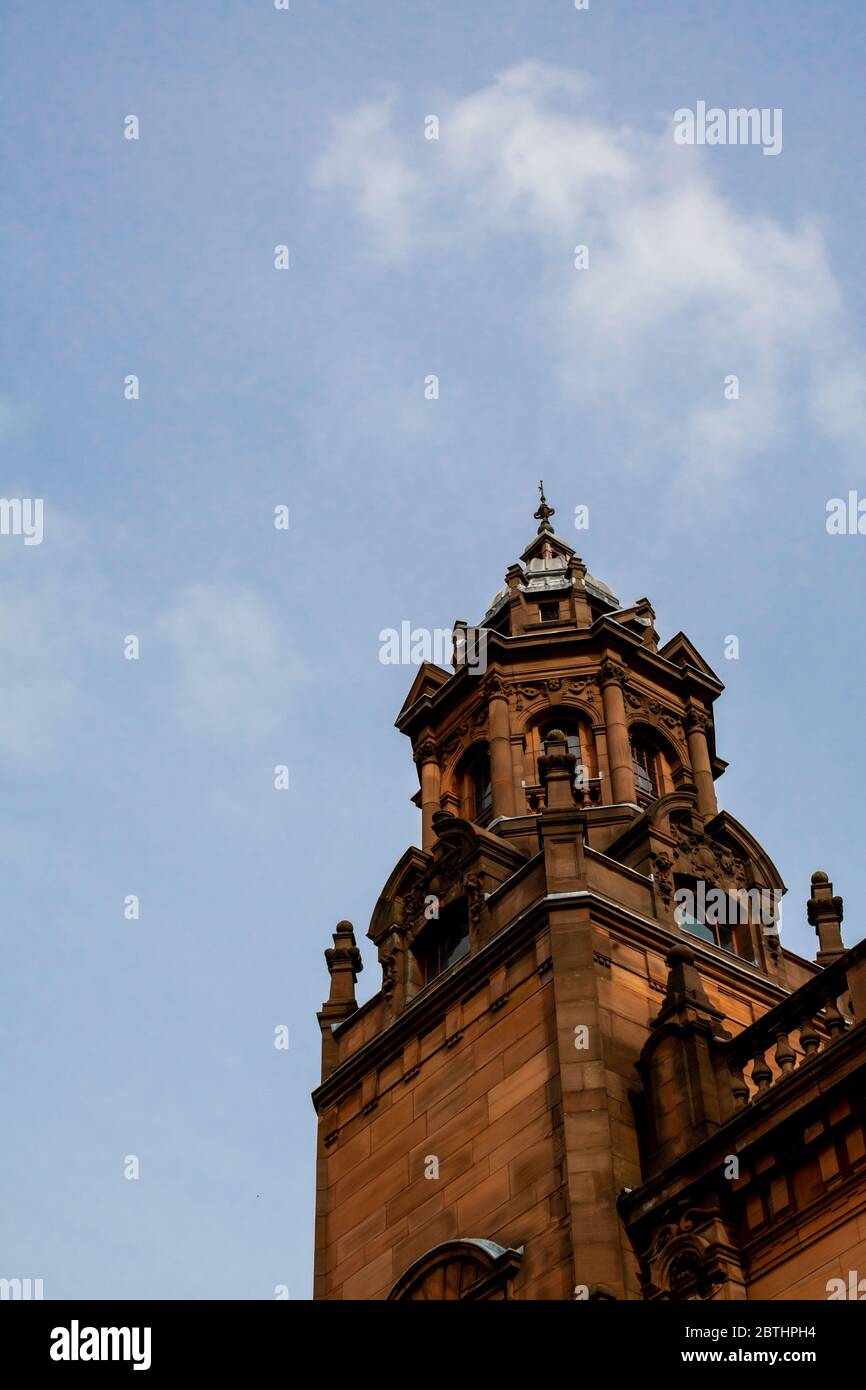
<box><xmin>703</xmin><ymin>811</ymin><xmax>787</xmax><ymax>893</ymax></box>
<box><xmin>659</xmin><ymin>631</ymin><xmax>722</xmax><ymax>684</ymax></box>
<box><xmin>668</xmin><ymin>810</ymin><xmax>786</xmax><ymax>894</ymax></box>
<box><xmin>366</xmin><ymin>816</ymin><xmax>526</xmax><ymax>948</ymax></box>
<box><xmin>397</xmin><ymin>661</ymin><xmax>452</xmax><ymax>720</ymax></box>
<box><xmin>367</xmin><ymin>846</ymin><xmax>432</xmax><ymax>944</ymax></box>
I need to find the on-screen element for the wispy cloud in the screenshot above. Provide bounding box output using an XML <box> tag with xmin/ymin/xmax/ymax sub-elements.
<box><xmin>314</xmin><ymin>61</ymin><xmax>866</xmax><ymax>489</ymax></box>
<box><xmin>313</xmin><ymin>94</ymin><xmax>421</xmax><ymax>260</ymax></box>
<box><xmin>0</xmin><ymin>511</ymin><xmax>306</xmax><ymax>765</ymax></box>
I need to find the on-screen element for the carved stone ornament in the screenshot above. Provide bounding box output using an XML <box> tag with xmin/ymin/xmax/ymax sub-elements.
<box><xmin>381</xmin><ymin>951</ymin><xmax>398</xmax><ymax>1003</ymax></box>
<box><xmin>483</xmin><ymin>674</ymin><xmax>507</xmax><ymax>701</ymax></box>
<box><xmin>685</xmin><ymin>708</ymin><xmax>711</xmax><ymax>735</ymax></box>
<box><xmin>599</xmin><ymin>660</ymin><xmax>628</xmax><ymax>689</ymax></box>
<box><xmin>625</xmin><ymin>689</ymin><xmax>685</xmax><ymax>742</ymax></box>
<box><xmin>465</xmin><ymin>874</ymin><xmax>485</xmax><ymax>931</ymax></box>
<box><xmin>673</xmin><ymin>824</ymin><xmax>748</xmax><ymax>890</ymax></box>
<box><xmin>807</xmin><ymin>893</ymin><xmax>844</xmax><ymax>926</ymax></box>
<box><xmin>440</xmin><ymin>735</ymin><xmax>459</xmax><ymax>767</ymax></box>
<box><xmin>651</xmin><ymin>852</ymin><xmax>675</xmax><ymax>906</ymax></box>
<box><xmin>323</xmin><ymin>941</ymin><xmax>363</xmax><ymax>973</ymax></box>
<box><xmin>403</xmin><ymin>881</ymin><xmax>426</xmax><ymax>925</ymax></box>
<box><xmin>413</xmin><ymin>736</ymin><xmax>439</xmax><ymax>767</ymax></box>
<box><xmin>640</xmin><ymin>1203</ymin><xmax>743</xmax><ymax>1301</ymax></box>
<box><xmin>565</xmin><ymin>677</ymin><xmax>599</xmax><ymax>707</ymax></box>
<box><xmin>510</xmin><ymin>683</ymin><xmax>542</xmax><ymax>712</ymax></box>
<box><xmin>402</xmin><ymin>852</ymin><xmax>463</xmax><ymax>938</ymax></box>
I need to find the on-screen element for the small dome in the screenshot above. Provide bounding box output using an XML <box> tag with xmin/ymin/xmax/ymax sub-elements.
<box><xmin>584</xmin><ymin>571</ymin><xmax>620</xmax><ymax>608</ymax></box>
<box><xmin>483</xmin><ymin>584</ymin><xmax>510</xmax><ymax>620</ymax></box>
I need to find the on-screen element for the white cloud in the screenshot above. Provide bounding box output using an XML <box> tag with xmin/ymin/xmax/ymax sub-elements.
<box><xmin>0</xmin><ymin>512</ymin><xmax>305</xmax><ymax>765</ymax></box>
<box><xmin>313</xmin><ymin>62</ymin><xmax>866</xmax><ymax>488</ymax></box>
<box><xmin>313</xmin><ymin>95</ymin><xmax>421</xmax><ymax>258</ymax></box>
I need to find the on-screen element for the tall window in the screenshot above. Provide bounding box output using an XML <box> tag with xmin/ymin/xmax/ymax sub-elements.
<box><xmin>413</xmin><ymin>900</ymin><xmax>470</xmax><ymax>984</ymax></box>
<box><xmin>631</xmin><ymin>737</ymin><xmax>659</xmax><ymax>802</ymax></box>
<box><xmin>469</xmin><ymin>751</ymin><xmax>492</xmax><ymax>820</ymax></box>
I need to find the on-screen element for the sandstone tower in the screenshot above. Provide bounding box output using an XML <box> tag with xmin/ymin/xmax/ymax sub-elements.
<box><xmin>311</xmin><ymin>488</ymin><xmax>866</xmax><ymax>1301</ymax></box>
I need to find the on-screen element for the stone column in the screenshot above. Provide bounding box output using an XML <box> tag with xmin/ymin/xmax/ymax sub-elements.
<box><xmin>510</xmin><ymin>736</ymin><xmax>526</xmax><ymax>814</ymax></box>
<box><xmin>415</xmin><ymin>737</ymin><xmax>441</xmax><ymax>850</ymax></box>
<box><xmin>487</xmin><ymin>676</ymin><xmax>515</xmax><ymax>819</ymax></box>
<box><xmin>685</xmin><ymin>707</ymin><xmax>718</xmax><ymax>818</ymax></box>
<box><xmin>600</xmin><ymin>660</ymin><xmax>636</xmax><ymax>804</ymax></box>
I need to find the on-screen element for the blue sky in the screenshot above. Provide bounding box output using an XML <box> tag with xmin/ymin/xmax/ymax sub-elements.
<box><xmin>1</xmin><ymin>0</ymin><xmax>864</xmax><ymax>1299</ymax></box>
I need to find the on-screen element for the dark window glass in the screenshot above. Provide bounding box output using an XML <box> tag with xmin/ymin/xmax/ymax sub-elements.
<box><xmin>631</xmin><ymin>739</ymin><xmax>658</xmax><ymax>800</ymax></box>
<box><xmin>539</xmin><ymin>601</ymin><xmax>560</xmax><ymax>623</ymax></box>
<box><xmin>679</xmin><ymin>911</ymin><xmax>715</xmax><ymax>945</ymax></box>
<box><xmin>675</xmin><ymin>876</ymin><xmax>743</xmax><ymax>958</ymax></box>
<box><xmin>415</xmin><ymin>901</ymin><xmax>470</xmax><ymax>983</ymax></box>
<box><xmin>471</xmin><ymin>754</ymin><xmax>492</xmax><ymax>818</ymax></box>
<box><xmin>437</xmin><ymin>918</ymin><xmax>470</xmax><ymax>974</ymax></box>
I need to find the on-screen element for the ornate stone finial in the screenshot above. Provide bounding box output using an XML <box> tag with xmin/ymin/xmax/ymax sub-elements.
<box><xmin>318</xmin><ymin>920</ymin><xmax>363</xmax><ymax>1081</ymax></box>
<box><xmin>324</xmin><ymin>920</ymin><xmax>363</xmax><ymax>1005</ymax></box>
<box><xmin>534</xmin><ymin>480</ymin><xmax>555</xmax><ymax>534</ymax></box>
<box><xmin>537</xmin><ymin>729</ymin><xmax>576</xmax><ymax>810</ymax></box>
<box><xmin>654</xmin><ymin>944</ymin><xmax>729</xmax><ymax>1033</ymax></box>
<box><xmin>807</xmin><ymin>871</ymin><xmax>845</xmax><ymax>967</ymax></box>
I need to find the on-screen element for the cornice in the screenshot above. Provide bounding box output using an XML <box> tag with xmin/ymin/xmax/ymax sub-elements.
<box><xmin>584</xmin><ymin>844</ymin><xmax>654</xmax><ymax>887</ymax></box>
<box><xmin>313</xmin><ymin>888</ymin><xmax>790</xmax><ymax>1114</ymax></box>
<box><xmin>554</xmin><ymin>889</ymin><xmax>791</xmax><ymax>1004</ymax></box>
<box><xmin>395</xmin><ymin>616</ymin><xmax>724</xmax><ymax>738</ymax></box>
<box><xmin>483</xmin><ymin>849</ymin><xmax>544</xmax><ymax>906</ymax></box>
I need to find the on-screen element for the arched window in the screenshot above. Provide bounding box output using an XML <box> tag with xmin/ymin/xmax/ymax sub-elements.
<box><xmin>523</xmin><ymin>717</ymin><xmax>598</xmax><ymax>808</ymax></box>
<box><xmin>388</xmin><ymin>1239</ymin><xmax>523</xmax><ymax>1301</ymax></box>
<box><xmin>630</xmin><ymin>736</ymin><xmax>659</xmax><ymax>803</ymax></box>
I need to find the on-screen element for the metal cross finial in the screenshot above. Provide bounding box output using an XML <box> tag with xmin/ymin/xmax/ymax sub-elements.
<box><xmin>534</xmin><ymin>479</ymin><xmax>555</xmax><ymax>532</ymax></box>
